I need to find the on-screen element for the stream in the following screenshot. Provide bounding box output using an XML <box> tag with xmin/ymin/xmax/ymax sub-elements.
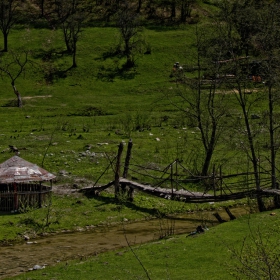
<box><xmin>0</xmin><ymin>206</ymin><xmax>249</xmax><ymax>279</ymax></box>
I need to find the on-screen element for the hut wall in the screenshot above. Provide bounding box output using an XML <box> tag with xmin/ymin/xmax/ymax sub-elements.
<box><xmin>0</xmin><ymin>183</ymin><xmax>52</xmax><ymax>212</ymax></box>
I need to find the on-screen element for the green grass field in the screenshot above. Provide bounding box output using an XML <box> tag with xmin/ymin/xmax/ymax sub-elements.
<box><xmin>0</xmin><ymin>25</ymin><xmax>199</xmax><ymax>182</ymax></box>
<box><xmin>1</xmin><ymin>23</ymin><xmax>271</xmax><ymax>184</ymax></box>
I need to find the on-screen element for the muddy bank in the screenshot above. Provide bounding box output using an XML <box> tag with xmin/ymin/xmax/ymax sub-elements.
<box><xmin>0</xmin><ymin>207</ymin><xmax>249</xmax><ymax>279</ymax></box>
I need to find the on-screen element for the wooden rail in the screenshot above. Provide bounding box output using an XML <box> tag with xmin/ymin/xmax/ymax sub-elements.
<box><xmin>82</xmin><ymin>178</ymin><xmax>262</xmax><ymax>203</ymax></box>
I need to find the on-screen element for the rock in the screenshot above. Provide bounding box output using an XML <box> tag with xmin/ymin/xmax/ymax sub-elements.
<box><xmin>9</xmin><ymin>145</ymin><xmax>18</xmax><ymax>152</ymax></box>
<box><xmin>33</xmin><ymin>265</ymin><xmax>45</xmax><ymax>270</ymax></box>
<box><xmin>26</xmin><ymin>241</ymin><xmax>37</xmax><ymax>245</ymax></box>
<box><xmin>84</xmin><ymin>144</ymin><xmax>93</xmax><ymax>150</ymax></box>
<box><xmin>59</xmin><ymin>170</ymin><xmax>68</xmax><ymax>176</ymax></box>
<box><xmin>23</xmin><ymin>235</ymin><xmax>30</xmax><ymax>241</ymax></box>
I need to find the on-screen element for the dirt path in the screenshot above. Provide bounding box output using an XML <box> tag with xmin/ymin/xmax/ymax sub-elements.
<box><xmin>0</xmin><ymin>207</ymin><xmax>249</xmax><ymax>279</ymax></box>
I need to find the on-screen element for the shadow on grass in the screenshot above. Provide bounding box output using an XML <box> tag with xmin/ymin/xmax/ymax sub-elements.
<box><xmin>94</xmin><ymin>48</ymin><xmax>138</xmax><ymax>81</ymax></box>
<box><xmin>97</xmin><ymin>64</ymin><xmax>138</xmax><ymax>81</ymax></box>
<box><xmin>86</xmin><ymin>194</ymin><xmax>158</xmax><ymax>216</ymax></box>
<box><xmin>1</xmin><ymin>99</ymin><xmax>19</xmax><ymax>107</ymax></box>
<box><xmin>32</xmin><ymin>48</ymin><xmax>68</xmax><ymax>61</ymax></box>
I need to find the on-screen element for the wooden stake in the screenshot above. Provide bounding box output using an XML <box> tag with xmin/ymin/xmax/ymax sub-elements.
<box><xmin>114</xmin><ymin>142</ymin><xmax>124</xmax><ymax>198</ymax></box>
<box><xmin>123</xmin><ymin>139</ymin><xmax>133</xmax><ymax>178</ymax></box>
<box><xmin>122</xmin><ymin>139</ymin><xmax>134</xmax><ymax>201</ymax></box>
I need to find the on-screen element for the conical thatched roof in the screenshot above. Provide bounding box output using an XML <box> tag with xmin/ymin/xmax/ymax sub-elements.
<box><xmin>0</xmin><ymin>156</ymin><xmax>56</xmax><ymax>183</ymax></box>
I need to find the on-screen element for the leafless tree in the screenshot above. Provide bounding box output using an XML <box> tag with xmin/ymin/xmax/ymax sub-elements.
<box><xmin>43</xmin><ymin>0</ymin><xmax>91</xmax><ymax>68</ymax></box>
<box><xmin>252</xmin><ymin>4</ymin><xmax>280</xmax><ymax>206</ymax></box>
<box><xmin>116</xmin><ymin>1</ymin><xmax>144</xmax><ymax>67</ymax></box>
<box><xmin>216</xmin><ymin>0</ymin><xmax>268</xmax><ymax>211</ymax></box>
<box><xmin>0</xmin><ymin>50</ymin><xmax>31</xmax><ymax>107</ymax></box>
<box><xmin>168</xmin><ymin>26</ymin><xmax>228</xmax><ymax>176</ymax></box>
<box><xmin>0</xmin><ymin>0</ymin><xmax>21</xmax><ymax>52</ymax></box>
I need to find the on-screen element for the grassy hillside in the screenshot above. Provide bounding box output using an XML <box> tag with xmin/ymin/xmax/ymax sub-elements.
<box><xmin>0</xmin><ymin>24</ymin><xmax>202</xmax><ymax>183</ymax></box>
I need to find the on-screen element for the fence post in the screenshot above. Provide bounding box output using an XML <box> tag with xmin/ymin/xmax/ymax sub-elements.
<box><xmin>115</xmin><ymin>142</ymin><xmax>124</xmax><ymax>198</ymax></box>
<box><xmin>122</xmin><ymin>139</ymin><xmax>134</xmax><ymax>201</ymax></box>
<box><xmin>213</xmin><ymin>165</ymin><xmax>216</xmax><ymax>197</ymax></box>
<box><xmin>123</xmin><ymin>139</ymin><xmax>133</xmax><ymax>179</ymax></box>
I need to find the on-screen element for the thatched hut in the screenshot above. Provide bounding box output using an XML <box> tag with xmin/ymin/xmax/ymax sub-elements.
<box><xmin>0</xmin><ymin>156</ymin><xmax>55</xmax><ymax>212</ymax></box>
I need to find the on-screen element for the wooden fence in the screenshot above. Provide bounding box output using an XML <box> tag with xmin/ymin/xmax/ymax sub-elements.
<box><xmin>0</xmin><ymin>183</ymin><xmax>52</xmax><ymax>212</ymax></box>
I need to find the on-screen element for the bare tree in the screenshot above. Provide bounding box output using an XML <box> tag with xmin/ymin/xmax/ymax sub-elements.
<box><xmin>45</xmin><ymin>0</ymin><xmax>91</xmax><ymax>68</ymax></box>
<box><xmin>168</xmin><ymin>27</ymin><xmax>228</xmax><ymax>176</ymax></box>
<box><xmin>116</xmin><ymin>1</ymin><xmax>144</xmax><ymax>68</ymax></box>
<box><xmin>34</xmin><ymin>0</ymin><xmax>45</xmax><ymax>17</ymax></box>
<box><xmin>168</xmin><ymin>0</ymin><xmax>194</xmax><ymax>22</ymax></box>
<box><xmin>0</xmin><ymin>0</ymin><xmax>21</xmax><ymax>52</ymax></box>
<box><xmin>136</xmin><ymin>0</ymin><xmax>144</xmax><ymax>13</ymax></box>
<box><xmin>0</xmin><ymin>50</ymin><xmax>31</xmax><ymax>107</ymax></box>
<box><xmin>252</xmin><ymin>4</ymin><xmax>280</xmax><ymax>206</ymax></box>
<box><xmin>216</xmin><ymin>1</ymin><xmax>266</xmax><ymax>211</ymax></box>
<box><xmin>180</xmin><ymin>0</ymin><xmax>194</xmax><ymax>23</ymax></box>
<box><xmin>61</xmin><ymin>10</ymin><xmax>83</xmax><ymax>68</ymax></box>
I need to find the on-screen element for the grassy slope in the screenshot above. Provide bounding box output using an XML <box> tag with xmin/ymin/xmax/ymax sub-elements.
<box><xmin>10</xmin><ymin>209</ymin><xmax>280</xmax><ymax>280</ymax></box>
<box><xmin>0</xmin><ymin>26</ymin><xmax>198</xmax><ymax>181</ymax></box>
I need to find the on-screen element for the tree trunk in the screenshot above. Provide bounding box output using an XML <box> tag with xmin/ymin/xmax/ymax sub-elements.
<box><xmin>72</xmin><ymin>44</ymin><xmax>77</xmax><ymax>68</ymax></box>
<box><xmin>3</xmin><ymin>31</ymin><xmax>8</xmax><ymax>52</ymax></box>
<box><xmin>201</xmin><ymin>135</ymin><xmax>216</xmax><ymax>177</ymax></box>
<box><xmin>268</xmin><ymin>85</ymin><xmax>280</xmax><ymax>207</ymax></box>
<box><xmin>171</xmin><ymin>0</ymin><xmax>176</xmax><ymax>20</ymax></box>
<box><xmin>268</xmin><ymin>85</ymin><xmax>276</xmax><ymax>188</ymax></box>
<box><xmin>238</xmin><ymin>87</ymin><xmax>265</xmax><ymax>212</ymax></box>
<box><xmin>40</xmin><ymin>0</ymin><xmax>45</xmax><ymax>17</ymax></box>
<box><xmin>180</xmin><ymin>2</ymin><xmax>187</xmax><ymax>23</ymax></box>
<box><xmin>12</xmin><ymin>85</ymin><xmax>23</xmax><ymax>108</ymax></box>
<box><xmin>125</xmin><ymin>39</ymin><xmax>133</xmax><ymax>67</ymax></box>
<box><xmin>136</xmin><ymin>0</ymin><xmax>143</xmax><ymax>13</ymax></box>
<box><xmin>63</xmin><ymin>25</ymin><xmax>72</xmax><ymax>53</ymax></box>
